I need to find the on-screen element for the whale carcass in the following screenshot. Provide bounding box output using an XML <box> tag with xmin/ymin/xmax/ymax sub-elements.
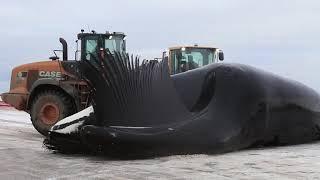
<box><xmin>45</xmin><ymin>52</ymin><xmax>320</xmax><ymax>157</ymax></box>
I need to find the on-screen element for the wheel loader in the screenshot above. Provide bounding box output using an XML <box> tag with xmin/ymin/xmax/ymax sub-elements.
<box><xmin>162</xmin><ymin>45</ymin><xmax>224</xmax><ymax>74</ymax></box>
<box><xmin>1</xmin><ymin>30</ymin><xmax>126</xmax><ymax>135</ymax></box>
<box><xmin>2</xmin><ymin>30</ymin><xmax>224</xmax><ymax>135</ymax></box>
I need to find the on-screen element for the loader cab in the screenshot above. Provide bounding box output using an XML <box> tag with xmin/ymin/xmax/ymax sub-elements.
<box><xmin>77</xmin><ymin>31</ymin><xmax>126</xmax><ymax>62</ymax></box>
<box><xmin>164</xmin><ymin>46</ymin><xmax>224</xmax><ymax>75</ymax></box>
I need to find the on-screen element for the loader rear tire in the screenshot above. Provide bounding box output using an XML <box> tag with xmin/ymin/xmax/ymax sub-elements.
<box><xmin>30</xmin><ymin>90</ymin><xmax>75</xmax><ymax>136</ymax></box>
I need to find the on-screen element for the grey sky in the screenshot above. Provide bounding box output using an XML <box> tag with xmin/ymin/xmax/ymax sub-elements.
<box><xmin>1</xmin><ymin>0</ymin><xmax>320</xmax><ymax>93</ymax></box>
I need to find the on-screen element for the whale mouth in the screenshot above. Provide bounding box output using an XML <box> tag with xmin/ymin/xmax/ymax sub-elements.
<box><xmin>50</xmin><ymin>106</ymin><xmax>94</xmax><ymax>134</ymax></box>
<box><xmin>45</xmin><ymin>106</ymin><xmax>95</xmax><ymax>152</ymax></box>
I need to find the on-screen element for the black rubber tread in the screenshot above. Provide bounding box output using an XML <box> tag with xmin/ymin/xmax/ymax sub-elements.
<box><xmin>30</xmin><ymin>89</ymin><xmax>75</xmax><ymax>136</ymax></box>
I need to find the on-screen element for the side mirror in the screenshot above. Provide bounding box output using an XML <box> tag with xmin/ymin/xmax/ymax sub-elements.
<box><xmin>218</xmin><ymin>50</ymin><xmax>224</xmax><ymax>61</ymax></box>
<box><xmin>162</xmin><ymin>50</ymin><xmax>168</xmax><ymax>59</ymax></box>
<box><xmin>75</xmin><ymin>40</ymin><xmax>80</xmax><ymax>61</ymax></box>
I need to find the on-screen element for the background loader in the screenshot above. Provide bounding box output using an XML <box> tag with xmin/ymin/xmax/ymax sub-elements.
<box><xmin>163</xmin><ymin>45</ymin><xmax>224</xmax><ymax>74</ymax></box>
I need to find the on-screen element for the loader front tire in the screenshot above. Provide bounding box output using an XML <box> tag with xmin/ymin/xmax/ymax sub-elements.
<box><xmin>30</xmin><ymin>90</ymin><xmax>75</xmax><ymax>136</ymax></box>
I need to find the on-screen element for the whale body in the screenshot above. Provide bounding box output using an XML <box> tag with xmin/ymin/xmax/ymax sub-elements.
<box><xmin>45</xmin><ymin>52</ymin><xmax>320</xmax><ymax>157</ymax></box>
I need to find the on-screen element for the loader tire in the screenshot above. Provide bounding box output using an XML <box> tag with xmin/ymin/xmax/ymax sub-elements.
<box><xmin>31</xmin><ymin>90</ymin><xmax>75</xmax><ymax>136</ymax></box>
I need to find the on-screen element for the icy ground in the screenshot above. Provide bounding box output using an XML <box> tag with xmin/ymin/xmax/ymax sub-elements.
<box><xmin>1</xmin><ymin>108</ymin><xmax>320</xmax><ymax>179</ymax></box>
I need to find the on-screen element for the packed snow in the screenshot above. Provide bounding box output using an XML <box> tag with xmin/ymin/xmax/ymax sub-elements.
<box><xmin>0</xmin><ymin>96</ymin><xmax>10</xmax><ymax>107</ymax></box>
<box><xmin>0</xmin><ymin>102</ymin><xmax>30</xmax><ymax>124</ymax></box>
<box><xmin>0</xmin><ymin>109</ymin><xmax>30</xmax><ymax>124</ymax></box>
<box><xmin>51</xmin><ymin>106</ymin><xmax>93</xmax><ymax>134</ymax></box>
<box><xmin>52</xmin><ymin>120</ymin><xmax>85</xmax><ymax>134</ymax></box>
<box><xmin>54</xmin><ymin>106</ymin><xmax>93</xmax><ymax>126</ymax></box>
<box><xmin>1</xmin><ymin>107</ymin><xmax>320</xmax><ymax>179</ymax></box>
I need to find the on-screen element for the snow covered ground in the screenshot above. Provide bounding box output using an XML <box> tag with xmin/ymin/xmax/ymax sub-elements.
<box><xmin>0</xmin><ymin>96</ymin><xmax>10</xmax><ymax>107</ymax></box>
<box><xmin>0</xmin><ymin>108</ymin><xmax>30</xmax><ymax>124</ymax></box>
<box><xmin>1</xmin><ymin>108</ymin><xmax>320</xmax><ymax>179</ymax></box>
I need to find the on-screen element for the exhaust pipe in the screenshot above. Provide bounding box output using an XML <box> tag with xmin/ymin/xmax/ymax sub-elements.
<box><xmin>59</xmin><ymin>38</ymin><xmax>68</xmax><ymax>61</ymax></box>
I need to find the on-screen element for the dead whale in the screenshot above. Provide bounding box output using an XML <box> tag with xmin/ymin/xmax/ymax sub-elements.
<box><xmin>45</xmin><ymin>51</ymin><xmax>320</xmax><ymax>157</ymax></box>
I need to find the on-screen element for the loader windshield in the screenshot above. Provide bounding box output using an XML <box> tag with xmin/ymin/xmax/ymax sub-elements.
<box><xmin>81</xmin><ymin>34</ymin><xmax>126</xmax><ymax>62</ymax></box>
<box><xmin>105</xmin><ymin>36</ymin><xmax>126</xmax><ymax>53</ymax></box>
<box><xmin>170</xmin><ymin>48</ymin><xmax>216</xmax><ymax>74</ymax></box>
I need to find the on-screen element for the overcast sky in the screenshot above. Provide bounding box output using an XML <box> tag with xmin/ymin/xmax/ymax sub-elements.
<box><xmin>1</xmin><ymin>0</ymin><xmax>320</xmax><ymax>93</ymax></box>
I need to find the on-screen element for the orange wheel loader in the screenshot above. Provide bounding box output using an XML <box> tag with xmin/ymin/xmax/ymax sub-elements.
<box><xmin>1</xmin><ymin>30</ymin><xmax>126</xmax><ymax>135</ymax></box>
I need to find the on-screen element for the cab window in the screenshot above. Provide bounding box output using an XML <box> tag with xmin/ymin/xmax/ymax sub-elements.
<box><xmin>105</xmin><ymin>36</ymin><xmax>126</xmax><ymax>53</ymax></box>
<box><xmin>85</xmin><ymin>39</ymin><xmax>98</xmax><ymax>60</ymax></box>
<box><xmin>170</xmin><ymin>48</ymin><xmax>215</xmax><ymax>74</ymax></box>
